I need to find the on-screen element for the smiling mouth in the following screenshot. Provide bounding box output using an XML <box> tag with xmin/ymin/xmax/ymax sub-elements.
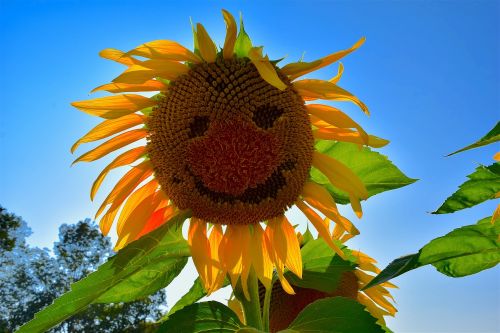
<box><xmin>191</xmin><ymin>160</ymin><xmax>296</xmax><ymax>205</ymax></box>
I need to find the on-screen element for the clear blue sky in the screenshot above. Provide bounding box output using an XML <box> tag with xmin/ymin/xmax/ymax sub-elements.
<box><xmin>0</xmin><ymin>0</ymin><xmax>498</xmax><ymax>332</ymax></box>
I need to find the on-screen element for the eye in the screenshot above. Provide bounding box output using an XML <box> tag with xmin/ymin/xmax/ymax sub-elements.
<box><xmin>252</xmin><ymin>104</ymin><xmax>283</xmax><ymax>129</ymax></box>
<box><xmin>188</xmin><ymin>116</ymin><xmax>210</xmax><ymax>138</ymax></box>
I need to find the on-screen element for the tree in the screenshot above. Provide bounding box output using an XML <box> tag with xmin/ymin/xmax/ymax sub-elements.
<box><xmin>0</xmin><ymin>207</ymin><xmax>167</xmax><ymax>332</ymax></box>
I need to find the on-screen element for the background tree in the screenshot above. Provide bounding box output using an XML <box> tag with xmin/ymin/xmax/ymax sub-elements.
<box><xmin>0</xmin><ymin>207</ymin><xmax>167</xmax><ymax>332</ymax></box>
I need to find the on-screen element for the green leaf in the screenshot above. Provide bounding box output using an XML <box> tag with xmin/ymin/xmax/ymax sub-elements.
<box><xmin>165</xmin><ymin>276</ymin><xmax>230</xmax><ymax>318</ymax></box>
<box><xmin>279</xmin><ymin>297</ymin><xmax>384</xmax><ymax>333</ymax></box>
<box><xmin>448</xmin><ymin>121</ymin><xmax>500</xmax><ymax>156</ymax></box>
<box><xmin>311</xmin><ymin>141</ymin><xmax>416</xmax><ymax>204</ymax></box>
<box><xmin>433</xmin><ymin>163</ymin><xmax>500</xmax><ymax>214</ymax></box>
<box><xmin>17</xmin><ymin>211</ymin><xmax>191</xmax><ymax>333</ymax></box>
<box><xmin>234</xmin><ymin>13</ymin><xmax>252</xmax><ymax>58</ymax></box>
<box><xmin>157</xmin><ymin>301</ymin><xmax>244</xmax><ymax>332</ymax></box>
<box><xmin>285</xmin><ymin>239</ymin><xmax>355</xmax><ymax>293</ymax></box>
<box><xmin>364</xmin><ymin>219</ymin><xmax>500</xmax><ymax>289</ymax></box>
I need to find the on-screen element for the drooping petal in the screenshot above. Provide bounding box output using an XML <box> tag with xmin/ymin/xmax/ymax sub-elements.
<box><xmin>113</xmin><ymin>60</ymin><xmax>189</xmax><ymax>84</ymax></box>
<box><xmin>312</xmin><ymin>151</ymin><xmax>368</xmax><ymax>200</ymax></box>
<box><xmin>71</xmin><ymin>114</ymin><xmax>145</xmax><ymax>153</ymax></box>
<box><xmin>126</xmin><ymin>40</ymin><xmax>201</xmax><ymax>63</ymax></box>
<box><xmin>294</xmin><ymin>79</ymin><xmax>369</xmax><ymax>114</ymax></box>
<box><xmin>222</xmin><ymin>9</ymin><xmax>237</xmax><ymax>59</ymax></box>
<box><xmin>99</xmin><ymin>48</ymin><xmax>141</xmax><ymax>66</ymax></box>
<box><xmin>357</xmin><ymin>293</ymin><xmax>391</xmax><ymax>324</ymax></box>
<box><xmin>248</xmin><ymin>47</ymin><xmax>287</xmax><ymax>91</ymax></box>
<box><xmin>91</xmin><ymin>146</ymin><xmax>147</xmax><ymax>200</ymax></box>
<box><xmin>250</xmin><ymin>224</ymin><xmax>273</xmax><ymax>289</ymax></box>
<box><xmin>218</xmin><ymin>225</ymin><xmax>244</xmax><ymax>287</ymax></box>
<box><xmin>265</xmin><ymin>224</ymin><xmax>295</xmax><ymax>295</ymax></box>
<box><xmin>295</xmin><ymin>200</ymin><xmax>345</xmax><ymax>259</ymax></box>
<box><xmin>72</xmin><ymin>129</ymin><xmax>147</xmax><ymax>165</ymax></box>
<box><xmin>267</xmin><ymin>216</ymin><xmax>302</xmax><ymax>279</ymax></box>
<box><xmin>207</xmin><ymin>224</ymin><xmax>226</xmax><ymax>294</ymax></box>
<box><xmin>188</xmin><ymin>218</ymin><xmax>211</xmax><ymax>288</ymax></box>
<box><xmin>71</xmin><ymin>94</ymin><xmax>157</xmax><ymax>119</ymax></box>
<box><xmin>196</xmin><ymin>23</ymin><xmax>217</xmax><ymax>63</ymax></box>
<box><xmin>281</xmin><ymin>37</ymin><xmax>365</xmax><ymax>80</ymax></box>
<box><xmin>95</xmin><ymin>160</ymin><xmax>153</xmax><ymax>220</ymax></box>
<box><xmin>301</xmin><ymin>181</ymin><xmax>359</xmax><ymax>235</ymax></box>
<box><xmin>91</xmin><ymin>80</ymin><xmax>167</xmax><ymax>93</ymax></box>
<box><xmin>307</xmin><ymin>104</ymin><xmax>367</xmax><ymax>139</ymax></box>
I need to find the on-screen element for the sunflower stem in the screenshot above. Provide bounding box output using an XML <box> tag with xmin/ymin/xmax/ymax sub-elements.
<box><xmin>238</xmin><ymin>268</ymin><xmax>263</xmax><ymax>330</ymax></box>
<box><xmin>262</xmin><ymin>283</ymin><xmax>272</xmax><ymax>331</ymax></box>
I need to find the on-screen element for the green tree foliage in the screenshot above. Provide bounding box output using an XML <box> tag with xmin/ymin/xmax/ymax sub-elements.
<box><xmin>0</xmin><ymin>207</ymin><xmax>167</xmax><ymax>332</ymax></box>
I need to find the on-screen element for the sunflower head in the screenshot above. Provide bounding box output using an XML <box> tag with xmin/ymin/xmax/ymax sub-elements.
<box><xmin>71</xmin><ymin>9</ymin><xmax>384</xmax><ymax>298</ymax></box>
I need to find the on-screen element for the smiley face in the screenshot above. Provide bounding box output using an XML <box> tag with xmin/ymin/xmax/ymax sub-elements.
<box><xmin>147</xmin><ymin>58</ymin><xmax>314</xmax><ymax>225</ymax></box>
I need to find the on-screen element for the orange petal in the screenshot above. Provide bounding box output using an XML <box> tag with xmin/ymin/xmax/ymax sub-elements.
<box><xmin>250</xmin><ymin>224</ymin><xmax>273</xmax><ymax>289</ymax></box>
<box><xmin>91</xmin><ymin>146</ymin><xmax>147</xmax><ymax>200</ymax></box>
<box><xmin>126</xmin><ymin>40</ymin><xmax>201</xmax><ymax>63</ymax></box>
<box><xmin>281</xmin><ymin>37</ymin><xmax>365</xmax><ymax>80</ymax></box>
<box><xmin>71</xmin><ymin>114</ymin><xmax>145</xmax><ymax>153</ymax></box>
<box><xmin>222</xmin><ymin>10</ymin><xmax>237</xmax><ymax>60</ymax></box>
<box><xmin>294</xmin><ymin>79</ymin><xmax>369</xmax><ymax>114</ymax></box>
<box><xmin>95</xmin><ymin>160</ymin><xmax>153</xmax><ymax>219</ymax></box>
<box><xmin>248</xmin><ymin>47</ymin><xmax>287</xmax><ymax>91</ymax></box>
<box><xmin>136</xmin><ymin>204</ymin><xmax>174</xmax><ymax>239</ymax></box>
<box><xmin>72</xmin><ymin>129</ymin><xmax>147</xmax><ymax>165</ymax></box>
<box><xmin>189</xmin><ymin>218</ymin><xmax>211</xmax><ymax>289</ymax></box>
<box><xmin>329</xmin><ymin>62</ymin><xmax>344</xmax><ymax>84</ymax></box>
<box><xmin>296</xmin><ymin>200</ymin><xmax>345</xmax><ymax>259</ymax></box>
<box><xmin>99</xmin><ymin>48</ymin><xmax>141</xmax><ymax>66</ymax></box>
<box><xmin>313</xmin><ymin>128</ymin><xmax>388</xmax><ymax>148</ymax></box>
<box><xmin>312</xmin><ymin>151</ymin><xmax>368</xmax><ymax>199</ymax></box>
<box><xmin>91</xmin><ymin>80</ymin><xmax>167</xmax><ymax>93</ymax></box>
<box><xmin>71</xmin><ymin>94</ymin><xmax>157</xmax><ymax>119</ymax></box>
<box><xmin>196</xmin><ymin>23</ymin><xmax>217</xmax><ymax>63</ymax></box>
<box><xmin>113</xmin><ymin>61</ymin><xmax>189</xmax><ymax>84</ymax></box>
<box><xmin>301</xmin><ymin>181</ymin><xmax>359</xmax><ymax>235</ymax></box>
<box><xmin>207</xmin><ymin>224</ymin><xmax>226</xmax><ymax>294</ymax></box>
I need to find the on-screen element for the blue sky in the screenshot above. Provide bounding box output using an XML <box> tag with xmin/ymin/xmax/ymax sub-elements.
<box><xmin>0</xmin><ymin>0</ymin><xmax>498</xmax><ymax>332</ymax></box>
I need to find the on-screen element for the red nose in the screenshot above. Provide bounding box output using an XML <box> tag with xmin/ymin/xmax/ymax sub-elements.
<box><xmin>187</xmin><ymin>120</ymin><xmax>283</xmax><ymax>196</ymax></box>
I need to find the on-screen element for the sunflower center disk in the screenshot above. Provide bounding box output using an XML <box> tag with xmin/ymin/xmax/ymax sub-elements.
<box><xmin>187</xmin><ymin>120</ymin><xmax>282</xmax><ymax>196</ymax></box>
<box><xmin>147</xmin><ymin>58</ymin><xmax>314</xmax><ymax>225</ymax></box>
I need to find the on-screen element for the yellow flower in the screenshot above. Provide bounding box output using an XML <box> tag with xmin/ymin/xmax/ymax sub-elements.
<box><xmin>71</xmin><ymin>10</ymin><xmax>385</xmax><ymax>298</ymax></box>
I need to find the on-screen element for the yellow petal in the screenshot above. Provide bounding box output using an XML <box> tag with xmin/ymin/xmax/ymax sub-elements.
<box><xmin>250</xmin><ymin>224</ymin><xmax>273</xmax><ymax>289</ymax></box>
<box><xmin>349</xmin><ymin>194</ymin><xmax>363</xmax><ymax>218</ymax></box>
<box><xmin>281</xmin><ymin>37</ymin><xmax>365</xmax><ymax>80</ymax></box>
<box><xmin>312</xmin><ymin>151</ymin><xmax>368</xmax><ymax>199</ymax></box>
<box><xmin>196</xmin><ymin>23</ymin><xmax>217</xmax><ymax>63</ymax></box>
<box><xmin>91</xmin><ymin>146</ymin><xmax>147</xmax><ymax>200</ymax></box>
<box><xmin>72</xmin><ymin>129</ymin><xmax>147</xmax><ymax>165</ymax></box>
<box><xmin>494</xmin><ymin>152</ymin><xmax>500</xmax><ymax>161</ymax></box>
<box><xmin>222</xmin><ymin>10</ymin><xmax>237</xmax><ymax>59</ymax></box>
<box><xmin>248</xmin><ymin>47</ymin><xmax>287</xmax><ymax>91</ymax></box>
<box><xmin>313</xmin><ymin>128</ymin><xmax>389</xmax><ymax>148</ymax></box>
<box><xmin>364</xmin><ymin>288</ymin><xmax>397</xmax><ymax>315</ymax></box>
<box><xmin>207</xmin><ymin>225</ymin><xmax>226</xmax><ymax>294</ymax></box>
<box><xmin>218</xmin><ymin>225</ymin><xmax>243</xmax><ymax>287</ymax></box>
<box><xmin>189</xmin><ymin>218</ymin><xmax>211</xmax><ymax>289</ymax></box>
<box><xmin>71</xmin><ymin>94</ymin><xmax>157</xmax><ymax>119</ymax></box>
<box><xmin>126</xmin><ymin>40</ymin><xmax>201</xmax><ymax>63</ymax></box>
<box><xmin>492</xmin><ymin>203</ymin><xmax>500</xmax><ymax>224</ymax></box>
<box><xmin>329</xmin><ymin>62</ymin><xmax>344</xmax><ymax>84</ymax></box>
<box><xmin>113</xmin><ymin>61</ymin><xmax>189</xmax><ymax>84</ymax></box>
<box><xmin>91</xmin><ymin>80</ymin><xmax>167</xmax><ymax>93</ymax></box>
<box><xmin>357</xmin><ymin>293</ymin><xmax>391</xmax><ymax>323</ymax></box>
<box><xmin>294</xmin><ymin>79</ymin><xmax>369</xmax><ymax>114</ymax></box>
<box><xmin>136</xmin><ymin>203</ymin><xmax>174</xmax><ymax>239</ymax></box>
<box><xmin>95</xmin><ymin>160</ymin><xmax>153</xmax><ymax>219</ymax></box>
<box><xmin>99</xmin><ymin>48</ymin><xmax>141</xmax><ymax>66</ymax></box>
<box><xmin>71</xmin><ymin>114</ymin><xmax>145</xmax><ymax>153</ymax></box>
<box><xmin>296</xmin><ymin>200</ymin><xmax>345</xmax><ymax>259</ymax></box>
<box><xmin>301</xmin><ymin>181</ymin><xmax>359</xmax><ymax>235</ymax></box>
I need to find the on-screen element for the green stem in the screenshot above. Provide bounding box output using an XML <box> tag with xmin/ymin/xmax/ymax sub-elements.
<box><xmin>237</xmin><ymin>268</ymin><xmax>263</xmax><ymax>330</ymax></box>
<box><xmin>262</xmin><ymin>283</ymin><xmax>272</xmax><ymax>332</ymax></box>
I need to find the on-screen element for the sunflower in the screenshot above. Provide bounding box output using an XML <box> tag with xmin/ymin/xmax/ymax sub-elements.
<box><xmin>71</xmin><ymin>10</ymin><xmax>386</xmax><ymax>298</ymax></box>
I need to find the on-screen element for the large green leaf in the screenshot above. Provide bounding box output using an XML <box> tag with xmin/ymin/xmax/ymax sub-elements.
<box><xmin>17</xmin><ymin>211</ymin><xmax>191</xmax><ymax>333</ymax></box>
<box><xmin>433</xmin><ymin>163</ymin><xmax>500</xmax><ymax>214</ymax></box>
<box><xmin>364</xmin><ymin>218</ymin><xmax>500</xmax><ymax>289</ymax></box>
<box><xmin>311</xmin><ymin>141</ymin><xmax>416</xmax><ymax>204</ymax></box>
<box><xmin>448</xmin><ymin>122</ymin><xmax>500</xmax><ymax>156</ymax></box>
<box><xmin>279</xmin><ymin>297</ymin><xmax>384</xmax><ymax>333</ymax></box>
<box><xmin>284</xmin><ymin>239</ymin><xmax>355</xmax><ymax>293</ymax></box>
<box><xmin>165</xmin><ymin>276</ymin><xmax>230</xmax><ymax>318</ymax></box>
<box><xmin>157</xmin><ymin>301</ymin><xmax>244</xmax><ymax>332</ymax></box>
